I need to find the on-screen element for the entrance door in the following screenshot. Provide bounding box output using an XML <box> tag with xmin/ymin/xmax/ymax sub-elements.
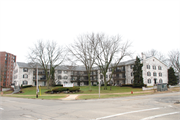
<box><xmin>154</xmin><ymin>78</ymin><xmax>157</xmax><ymax>85</ymax></box>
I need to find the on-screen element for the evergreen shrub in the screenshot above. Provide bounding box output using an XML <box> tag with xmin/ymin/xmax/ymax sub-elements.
<box><xmin>21</xmin><ymin>85</ymin><xmax>33</xmax><ymax>88</ymax></box>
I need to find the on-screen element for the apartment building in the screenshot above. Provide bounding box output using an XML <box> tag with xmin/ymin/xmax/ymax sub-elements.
<box><xmin>0</xmin><ymin>51</ymin><xmax>16</xmax><ymax>87</ymax></box>
<box><xmin>12</xmin><ymin>55</ymin><xmax>168</xmax><ymax>87</ymax></box>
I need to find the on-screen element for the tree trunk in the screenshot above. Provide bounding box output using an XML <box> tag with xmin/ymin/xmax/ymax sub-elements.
<box><xmin>103</xmin><ymin>75</ymin><xmax>107</xmax><ymax>90</ymax></box>
<box><xmin>88</xmin><ymin>72</ymin><xmax>91</xmax><ymax>91</ymax></box>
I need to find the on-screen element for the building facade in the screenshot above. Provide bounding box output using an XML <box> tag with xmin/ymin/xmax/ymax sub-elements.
<box><xmin>0</xmin><ymin>51</ymin><xmax>16</xmax><ymax>88</ymax></box>
<box><xmin>12</xmin><ymin>55</ymin><xmax>168</xmax><ymax>87</ymax></box>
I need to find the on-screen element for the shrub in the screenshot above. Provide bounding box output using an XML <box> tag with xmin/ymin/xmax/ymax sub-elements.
<box><xmin>21</xmin><ymin>85</ymin><xmax>33</xmax><ymax>88</ymax></box>
<box><xmin>52</xmin><ymin>87</ymin><xmax>67</xmax><ymax>93</ymax></box>
<box><xmin>93</xmin><ymin>84</ymin><xmax>97</xmax><ymax>86</ymax></box>
<box><xmin>51</xmin><ymin>87</ymin><xmax>80</xmax><ymax>93</ymax></box>
<box><xmin>45</xmin><ymin>90</ymin><xmax>52</xmax><ymax>93</ymax></box>
<box><xmin>52</xmin><ymin>84</ymin><xmax>63</xmax><ymax>87</ymax></box>
<box><xmin>132</xmin><ymin>83</ymin><xmax>145</xmax><ymax>88</ymax></box>
<box><xmin>121</xmin><ymin>84</ymin><xmax>133</xmax><ymax>87</ymax></box>
<box><xmin>68</xmin><ymin>87</ymin><xmax>80</xmax><ymax>92</ymax></box>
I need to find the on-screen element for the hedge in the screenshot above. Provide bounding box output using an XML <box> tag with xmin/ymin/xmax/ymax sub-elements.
<box><xmin>132</xmin><ymin>84</ymin><xmax>147</xmax><ymax>88</ymax></box>
<box><xmin>50</xmin><ymin>86</ymin><xmax>80</xmax><ymax>93</ymax></box>
<box><xmin>21</xmin><ymin>85</ymin><xmax>33</xmax><ymax>88</ymax></box>
<box><xmin>52</xmin><ymin>84</ymin><xmax>63</xmax><ymax>87</ymax></box>
<box><xmin>121</xmin><ymin>84</ymin><xmax>133</xmax><ymax>87</ymax></box>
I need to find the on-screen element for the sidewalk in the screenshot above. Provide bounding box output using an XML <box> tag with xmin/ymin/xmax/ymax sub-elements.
<box><xmin>61</xmin><ymin>95</ymin><xmax>79</xmax><ymax>100</ymax></box>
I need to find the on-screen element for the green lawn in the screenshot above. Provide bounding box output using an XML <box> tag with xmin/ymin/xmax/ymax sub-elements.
<box><xmin>4</xmin><ymin>86</ymin><xmax>142</xmax><ymax>95</ymax></box>
<box><xmin>2</xmin><ymin>86</ymin><xmax>144</xmax><ymax>99</ymax></box>
<box><xmin>78</xmin><ymin>86</ymin><xmax>142</xmax><ymax>94</ymax></box>
<box><xmin>4</xmin><ymin>95</ymin><xmax>67</xmax><ymax>99</ymax></box>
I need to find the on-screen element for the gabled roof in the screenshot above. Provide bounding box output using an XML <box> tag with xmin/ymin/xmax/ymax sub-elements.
<box><xmin>143</xmin><ymin>56</ymin><xmax>168</xmax><ymax>67</ymax></box>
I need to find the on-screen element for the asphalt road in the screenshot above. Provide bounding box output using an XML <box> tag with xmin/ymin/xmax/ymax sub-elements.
<box><xmin>0</xmin><ymin>92</ymin><xmax>180</xmax><ymax>120</ymax></box>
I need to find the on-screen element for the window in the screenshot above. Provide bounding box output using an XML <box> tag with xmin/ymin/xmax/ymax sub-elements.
<box><xmin>153</xmin><ymin>66</ymin><xmax>156</xmax><ymax>70</ymax></box>
<box><xmin>147</xmin><ymin>65</ymin><xmax>151</xmax><ymax>69</ymax></box>
<box><xmin>23</xmin><ymin>68</ymin><xmax>28</xmax><ymax>72</ymax></box>
<box><xmin>158</xmin><ymin>66</ymin><xmax>162</xmax><ymax>70</ymax></box>
<box><xmin>159</xmin><ymin>79</ymin><xmax>163</xmax><ymax>83</ymax></box>
<box><xmin>22</xmin><ymin>80</ymin><xmax>28</xmax><ymax>85</ymax></box>
<box><xmin>58</xmin><ymin>76</ymin><xmax>61</xmax><ymax>79</ymax></box>
<box><xmin>100</xmin><ymin>75</ymin><xmax>103</xmax><ymax>79</ymax></box>
<box><xmin>131</xmin><ymin>72</ymin><xmax>133</xmax><ymax>76</ymax></box>
<box><xmin>57</xmin><ymin>81</ymin><xmax>61</xmax><ymax>85</ymax></box>
<box><xmin>159</xmin><ymin>72</ymin><xmax>162</xmax><ymax>77</ymax></box>
<box><xmin>63</xmin><ymin>76</ymin><xmax>68</xmax><ymax>79</ymax></box>
<box><xmin>64</xmin><ymin>71</ymin><xmax>68</xmax><ymax>74</ymax></box>
<box><xmin>23</xmin><ymin>74</ymin><xmax>28</xmax><ymax>78</ymax></box>
<box><xmin>153</xmin><ymin>72</ymin><xmax>157</xmax><ymax>76</ymax></box>
<box><xmin>58</xmin><ymin>70</ymin><xmax>62</xmax><ymax>74</ymax></box>
<box><xmin>148</xmin><ymin>79</ymin><xmax>151</xmax><ymax>84</ymax></box>
<box><xmin>106</xmin><ymin>75</ymin><xmax>108</xmax><ymax>78</ymax></box>
<box><xmin>147</xmin><ymin>72</ymin><xmax>151</xmax><ymax>76</ymax></box>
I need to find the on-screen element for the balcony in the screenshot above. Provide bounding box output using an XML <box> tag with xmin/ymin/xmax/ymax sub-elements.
<box><xmin>33</xmin><ymin>77</ymin><xmax>46</xmax><ymax>81</ymax></box>
<box><xmin>112</xmin><ymin>76</ymin><xmax>125</xmax><ymax>80</ymax></box>
<box><xmin>113</xmin><ymin>69</ymin><xmax>125</xmax><ymax>73</ymax></box>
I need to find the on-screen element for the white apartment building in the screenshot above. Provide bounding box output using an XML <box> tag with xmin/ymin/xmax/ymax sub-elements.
<box><xmin>12</xmin><ymin>55</ymin><xmax>168</xmax><ymax>87</ymax></box>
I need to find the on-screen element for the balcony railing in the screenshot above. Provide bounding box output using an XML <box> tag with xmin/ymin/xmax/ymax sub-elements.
<box><xmin>112</xmin><ymin>76</ymin><xmax>125</xmax><ymax>79</ymax></box>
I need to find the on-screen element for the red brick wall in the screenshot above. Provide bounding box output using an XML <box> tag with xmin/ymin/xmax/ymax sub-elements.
<box><xmin>0</xmin><ymin>52</ymin><xmax>16</xmax><ymax>88</ymax></box>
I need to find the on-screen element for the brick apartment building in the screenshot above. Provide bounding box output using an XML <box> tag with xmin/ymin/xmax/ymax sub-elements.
<box><xmin>0</xmin><ymin>51</ymin><xmax>16</xmax><ymax>88</ymax></box>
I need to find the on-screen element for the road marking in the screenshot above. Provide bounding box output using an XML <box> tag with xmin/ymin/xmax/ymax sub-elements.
<box><xmin>95</xmin><ymin>107</ymin><xmax>161</xmax><ymax>120</ymax></box>
<box><xmin>140</xmin><ymin>112</ymin><xmax>180</xmax><ymax>120</ymax></box>
<box><xmin>0</xmin><ymin>107</ymin><xmax>4</xmax><ymax>110</ymax></box>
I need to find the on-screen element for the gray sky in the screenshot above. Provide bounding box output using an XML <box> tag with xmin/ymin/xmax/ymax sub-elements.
<box><xmin>0</xmin><ymin>0</ymin><xmax>180</xmax><ymax>62</ymax></box>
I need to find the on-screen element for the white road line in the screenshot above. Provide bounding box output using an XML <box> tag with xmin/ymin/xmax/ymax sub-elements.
<box><xmin>0</xmin><ymin>107</ymin><xmax>4</xmax><ymax>110</ymax></box>
<box><xmin>140</xmin><ymin>112</ymin><xmax>180</xmax><ymax>120</ymax></box>
<box><xmin>95</xmin><ymin>107</ymin><xmax>161</xmax><ymax>120</ymax></box>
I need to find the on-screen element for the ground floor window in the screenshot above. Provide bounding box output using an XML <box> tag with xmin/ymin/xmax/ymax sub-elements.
<box><xmin>159</xmin><ymin>79</ymin><xmax>163</xmax><ymax>83</ymax></box>
<box><xmin>22</xmin><ymin>80</ymin><xmax>28</xmax><ymax>85</ymax></box>
<box><xmin>148</xmin><ymin>79</ymin><xmax>151</xmax><ymax>84</ymax></box>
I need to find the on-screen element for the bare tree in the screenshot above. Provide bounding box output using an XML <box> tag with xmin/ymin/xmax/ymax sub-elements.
<box><xmin>28</xmin><ymin>40</ymin><xmax>66</xmax><ymax>88</ymax></box>
<box><xmin>144</xmin><ymin>49</ymin><xmax>168</xmax><ymax>65</ymax></box>
<box><xmin>169</xmin><ymin>50</ymin><xmax>180</xmax><ymax>73</ymax></box>
<box><xmin>95</xmin><ymin>34</ymin><xmax>132</xmax><ymax>90</ymax></box>
<box><xmin>68</xmin><ymin>33</ymin><xmax>99</xmax><ymax>90</ymax></box>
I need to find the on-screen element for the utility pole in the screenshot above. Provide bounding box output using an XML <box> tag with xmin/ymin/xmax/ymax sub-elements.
<box><xmin>99</xmin><ymin>79</ymin><xmax>100</xmax><ymax>98</ymax></box>
<box><xmin>36</xmin><ymin>64</ymin><xmax>38</xmax><ymax>98</ymax></box>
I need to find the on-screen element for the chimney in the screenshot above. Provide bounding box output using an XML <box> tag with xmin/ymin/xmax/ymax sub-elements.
<box><xmin>141</xmin><ymin>52</ymin><xmax>146</xmax><ymax>60</ymax></box>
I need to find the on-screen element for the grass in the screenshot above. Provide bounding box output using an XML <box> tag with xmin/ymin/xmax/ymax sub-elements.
<box><xmin>1</xmin><ymin>86</ymin><xmax>156</xmax><ymax>100</ymax></box>
<box><xmin>78</xmin><ymin>86</ymin><xmax>142</xmax><ymax>94</ymax></box>
<box><xmin>3</xmin><ymin>95</ymin><xmax>67</xmax><ymax>99</ymax></box>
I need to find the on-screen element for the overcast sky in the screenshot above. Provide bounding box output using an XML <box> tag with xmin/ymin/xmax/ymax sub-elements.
<box><xmin>0</xmin><ymin>0</ymin><xmax>180</xmax><ymax>63</ymax></box>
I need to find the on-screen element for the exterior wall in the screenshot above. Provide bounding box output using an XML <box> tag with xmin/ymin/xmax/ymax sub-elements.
<box><xmin>55</xmin><ymin>70</ymin><xmax>71</xmax><ymax>85</ymax></box>
<box><xmin>142</xmin><ymin>57</ymin><xmax>168</xmax><ymax>86</ymax></box>
<box><xmin>0</xmin><ymin>51</ymin><xmax>16</xmax><ymax>87</ymax></box>
<box><xmin>16</xmin><ymin>67</ymin><xmax>33</xmax><ymax>86</ymax></box>
<box><xmin>125</xmin><ymin>65</ymin><xmax>134</xmax><ymax>84</ymax></box>
<box><xmin>12</xmin><ymin>56</ymin><xmax>168</xmax><ymax>87</ymax></box>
